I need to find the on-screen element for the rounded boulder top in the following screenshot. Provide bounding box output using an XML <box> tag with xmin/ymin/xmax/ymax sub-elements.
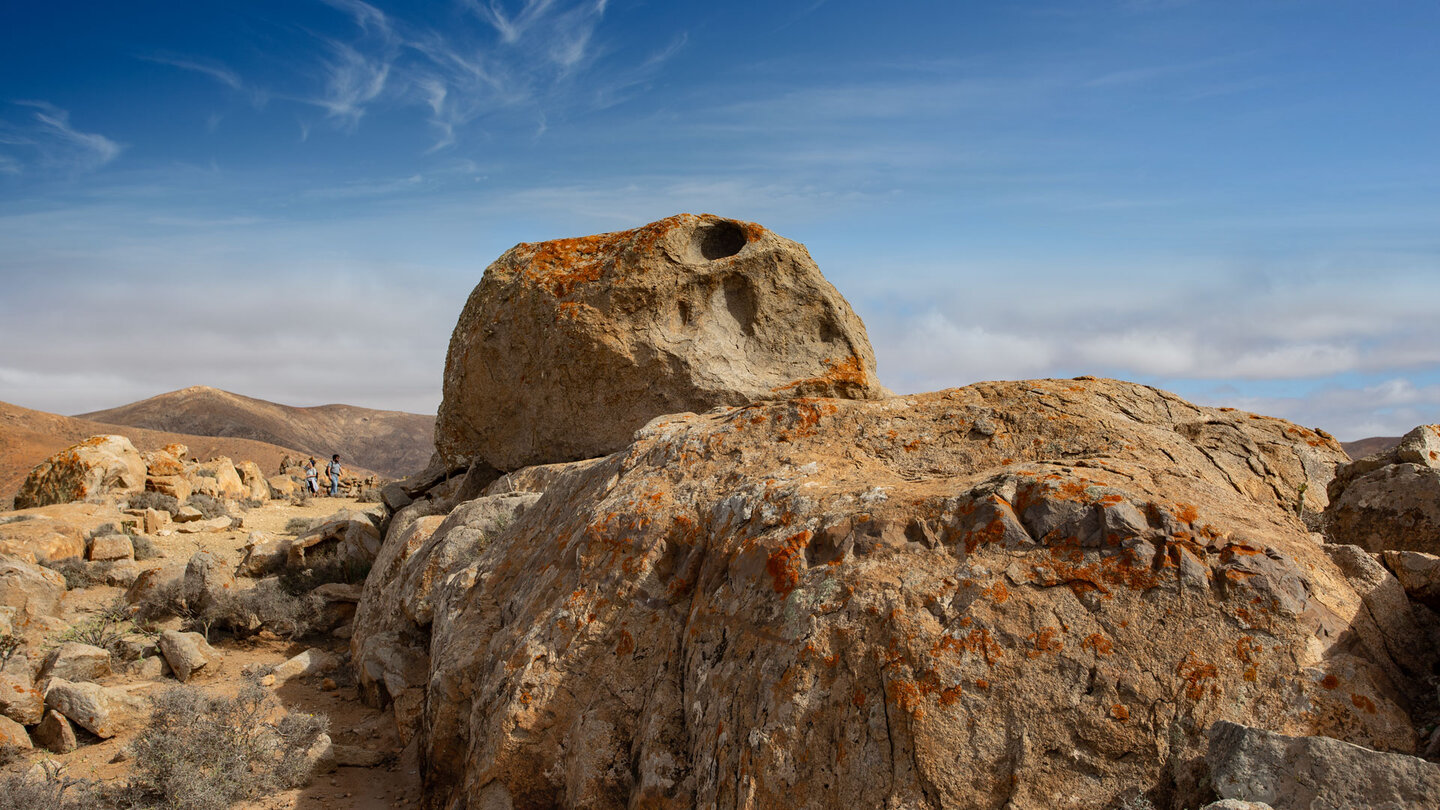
<box><xmin>436</xmin><ymin>213</ymin><xmax>887</xmax><ymax>471</ymax></box>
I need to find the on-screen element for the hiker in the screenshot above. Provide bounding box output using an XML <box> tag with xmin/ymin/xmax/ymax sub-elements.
<box><xmin>327</xmin><ymin>454</ymin><xmax>343</xmax><ymax>497</ymax></box>
<box><xmin>303</xmin><ymin>458</ymin><xmax>318</xmax><ymax>494</ymax></box>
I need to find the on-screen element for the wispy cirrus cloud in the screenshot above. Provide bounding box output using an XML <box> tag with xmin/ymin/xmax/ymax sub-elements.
<box><xmin>140</xmin><ymin>53</ymin><xmax>270</xmax><ymax>108</ymax></box>
<box><xmin>0</xmin><ymin>101</ymin><xmax>122</xmax><ymax>174</ymax></box>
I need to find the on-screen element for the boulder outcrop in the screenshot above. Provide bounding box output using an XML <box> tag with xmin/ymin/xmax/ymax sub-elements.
<box><xmin>434</xmin><ymin>214</ymin><xmax>886</xmax><ymax>472</ymax></box>
<box><xmin>14</xmin><ymin>435</ymin><xmax>146</xmax><ymax>509</ymax></box>
<box><xmin>369</xmin><ymin>377</ymin><xmax>1422</xmax><ymax>809</ymax></box>
<box><xmin>0</xmin><ymin>554</ymin><xmax>66</xmax><ymax>624</ymax></box>
<box><xmin>1207</xmin><ymin>720</ymin><xmax>1440</xmax><ymax>809</ymax></box>
<box><xmin>1326</xmin><ymin>425</ymin><xmax>1440</xmax><ymax>554</ymax></box>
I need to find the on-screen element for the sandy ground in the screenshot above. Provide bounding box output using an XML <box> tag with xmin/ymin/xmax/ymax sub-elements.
<box><xmin>1</xmin><ymin>494</ymin><xmax>421</xmax><ymax>809</ymax></box>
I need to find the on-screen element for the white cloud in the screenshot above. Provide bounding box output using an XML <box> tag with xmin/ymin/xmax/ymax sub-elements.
<box><xmin>3</xmin><ymin>102</ymin><xmax>123</xmax><ymax>173</ymax></box>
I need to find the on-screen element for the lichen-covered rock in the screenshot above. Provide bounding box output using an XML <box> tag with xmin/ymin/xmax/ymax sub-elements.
<box><xmin>14</xmin><ymin>435</ymin><xmax>147</xmax><ymax>509</ymax></box>
<box><xmin>401</xmin><ymin>378</ymin><xmax>1419</xmax><ymax>809</ymax></box>
<box><xmin>43</xmin><ymin>678</ymin><xmax>146</xmax><ymax>738</ymax></box>
<box><xmin>0</xmin><ymin>555</ymin><xmax>65</xmax><ymax>624</ymax></box>
<box><xmin>146</xmin><ymin>474</ymin><xmax>193</xmax><ymax>503</ymax></box>
<box><xmin>141</xmin><ymin>446</ymin><xmax>188</xmax><ymax>477</ymax></box>
<box><xmin>37</xmin><ymin>642</ymin><xmax>111</xmax><ymax>683</ymax></box>
<box><xmin>0</xmin><ymin>715</ymin><xmax>31</xmax><ymax>750</ymax></box>
<box><xmin>182</xmin><ymin>550</ymin><xmax>235</xmax><ymax>612</ymax></box>
<box><xmin>435</xmin><ymin>214</ymin><xmax>886</xmax><ymax>472</ymax></box>
<box><xmin>1325</xmin><ymin>424</ymin><xmax>1440</xmax><ymax>553</ymax></box>
<box><xmin>1207</xmin><ymin>720</ymin><xmax>1440</xmax><ymax>809</ymax></box>
<box><xmin>0</xmin><ymin>673</ymin><xmax>45</xmax><ymax>725</ymax></box>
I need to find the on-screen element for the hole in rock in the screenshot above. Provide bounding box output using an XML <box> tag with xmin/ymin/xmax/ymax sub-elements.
<box><xmin>694</xmin><ymin>220</ymin><xmax>747</xmax><ymax>260</ymax></box>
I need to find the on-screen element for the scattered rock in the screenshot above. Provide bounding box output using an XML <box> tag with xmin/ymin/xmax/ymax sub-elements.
<box><xmin>0</xmin><ymin>673</ymin><xmax>45</xmax><ymax>725</ymax></box>
<box><xmin>173</xmin><ymin>505</ymin><xmax>204</xmax><ymax>523</ymax></box>
<box><xmin>142</xmin><ymin>507</ymin><xmax>170</xmax><ymax>533</ymax></box>
<box><xmin>96</xmin><ymin>558</ymin><xmax>140</xmax><ymax>587</ymax></box>
<box><xmin>14</xmin><ymin>435</ymin><xmax>147</xmax><ymax>509</ymax></box>
<box><xmin>43</xmin><ymin>678</ymin><xmax>147</xmax><ymax>738</ymax></box>
<box><xmin>37</xmin><ymin>642</ymin><xmax>111</xmax><ymax>683</ymax></box>
<box><xmin>268</xmin><ymin>475</ymin><xmax>301</xmax><ymax>499</ymax></box>
<box><xmin>289</xmin><ymin>510</ymin><xmax>382</xmax><ymax>567</ymax></box>
<box><xmin>270</xmin><ymin>649</ymin><xmax>339</xmax><ymax>686</ymax></box>
<box><xmin>0</xmin><ymin>715</ymin><xmax>31</xmax><ymax>750</ymax></box>
<box><xmin>146</xmin><ymin>475</ymin><xmax>193</xmax><ymax>502</ymax></box>
<box><xmin>182</xmin><ymin>550</ymin><xmax>235</xmax><ymax>612</ymax></box>
<box><xmin>157</xmin><ymin>630</ymin><xmax>222</xmax><ymax>682</ymax></box>
<box><xmin>175</xmin><ymin>515</ymin><xmax>234</xmax><ymax>534</ymax></box>
<box><xmin>1380</xmin><ymin>549</ymin><xmax>1440</xmax><ymax>611</ymax></box>
<box><xmin>87</xmin><ymin>533</ymin><xmax>133</xmax><ymax>562</ymax></box>
<box><xmin>1326</xmin><ymin>424</ymin><xmax>1440</xmax><ymax>554</ymax></box>
<box><xmin>0</xmin><ymin>554</ymin><xmax>66</xmax><ymax>623</ymax></box>
<box><xmin>236</xmin><ymin>531</ymin><xmax>291</xmax><ymax>577</ymax></box>
<box><xmin>1207</xmin><ymin>720</ymin><xmax>1440</xmax><ymax>809</ymax></box>
<box><xmin>32</xmin><ymin>709</ymin><xmax>77</xmax><ymax>754</ymax></box>
<box><xmin>123</xmin><ymin>568</ymin><xmax>167</xmax><ymax>606</ymax></box>
<box><xmin>236</xmin><ymin>460</ymin><xmax>271</xmax><ymax>502</ymax></box>
<box><xmin>434</xmin><ymin>214</ymin><xmax>887</xmax><ymax>472</ymax></box>
<box><xmin>0</xmin><ymin>518</ymin><xmax>86</xmax><ymax>564</ymax></box>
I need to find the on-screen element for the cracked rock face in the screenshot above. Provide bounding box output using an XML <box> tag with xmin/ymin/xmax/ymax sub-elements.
<box><xmin>1326</xmin><ymin>425</ymin><xmax>1440</xmax><ymax>554</ymax></box>
<box><xmin>399</xmin><ymin>377</ymin><xmax>1430</xmax><ymax>809</ymax></box>
<box><xmin>434</xmin><ymin>214</ymin><xmax>886</xmax><ymax>472</ymax></box>
<box><xmin>14</xmin><ymin>435</ymin><xmax>146</xmax><ymax>509</ymax></box>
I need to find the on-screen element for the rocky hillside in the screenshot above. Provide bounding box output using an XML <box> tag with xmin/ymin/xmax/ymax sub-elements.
<box><xmin>1342</xmin><ymin>435</ymin><xmax>1401</xmax><ymax>460</ymax></box>
<box><xmin>0</xmin><ymin>400</ymin><xmax>324</xmax><ymax>509</ymax></box>
<box><xmin>78</xmin><ymin>386</ymin><xmax>432</xmax><ymax>479</ymax></box>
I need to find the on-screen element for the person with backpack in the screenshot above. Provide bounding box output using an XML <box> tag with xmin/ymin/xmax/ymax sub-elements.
<box><xmin>327</xmin><ymin>454</ymin><xmax>343</xmax><ymax>497</ymax></box>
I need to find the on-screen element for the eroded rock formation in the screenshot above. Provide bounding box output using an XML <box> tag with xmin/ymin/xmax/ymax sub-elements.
<box><xmin>1326</xmin><ymin>424</ymin><xmax>1440</xmax><ymax>554</ymax></box>
<box><xmin>14</xmin><ymin>435</ymin><xmax>146</xmax><ymax>509</ymax></box>
<box><xmin>434</xmin><ymin>214</ymin><xmax>886</xmax><ymax>472</ymax></box>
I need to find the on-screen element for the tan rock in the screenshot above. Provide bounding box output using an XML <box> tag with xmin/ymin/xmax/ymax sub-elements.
<box><xmin>182</xmin><ymin>550</ymin><xmax>235</xmax><ymax>612</ymax></box>
<box><xmin>236</xmin><ymin>531</ymin><xmax>291</xmax><ymax>577</ymax></box>
<box><xmin>1326</xmin><ymin>426</ymin><xmax>1440</xmax><ymax>554</ymax></box>
<box><xmin>191</xmin><ymin>457</ymin><xmax>247</xmax><ymax>500</ymax></box>
<box><xmin>236</xmin><ymin>461</ymin><xmax>270</xmax><ymax>502</ymax></box>
<box><xmin>175</xmin><ymin>515</ymin><xmax>233</xmax><ymax>534</ymax></box>
<box><xmin>270</xmin><ymin>649</ymin><xmax>339</xmax><ymax>686</ymax></box>
<box><xmin>0</xmin><ymin>673</ymin><xmax>45</xmax><ymax>725</ymax></box>
<box><xmin>269</xmin><ymin>475</ymin><xmax>301</xmax><ymax>499</ymax></box>
<box><xmin>124</xmin><ymin>568</ymin><xmax>167</xmax><ymax>606</ymax></box>
<box><xmin>0</xmin><ymin>555</ymin><xmax>65</xmax><ymax>624</ymax></box>
<box><xmin>289</xmin><ymin>510</ymin><xmax>382</xmax><ymax>567</ymax></box>
<box><xmin>0</xmin><ymin>715</ymin><xmax>30</xmax><ymax>750</ymax></box>
<box><xmin>0</xmin><ymin>518</ymin><xmax>86</xmax><ymax>564</ymax></box>
<box><xmin>141</xmin><ymin>448</ymin><xmax>187</xmax><ymax>477</ymax></box>
<box><xmin>43</xmin><ymin>678</ymin><xmax>146</xmax><ymax>738</ymax></box>
<box><xmin>481</xmin><ymin>458</ymin><xmax>606</xmax><ymax>498</ymax></box>
<box><xmin>142</xmin><ymin>508</ymin><xmax>170</xmax><ymax>533</ymax></box>
<box><xmin>173</xmin><ymin>505</ymin><xmax>204</xmax><ymax>523</ymax></box>
<box><xmin>157</xmin><ymin>630</ymin><xmax>222</xmax><ymax>682</ymax></box>
<box><xmin>434</xmin><ymin>214</ymin><xmax>886</xmax><ymax>472</ymax></box>
<box><xmin>147</xmin><ymin>475</ymin><xmax>193</xmax><ymax>503</ymax></box>
<box><xmin>14</xmin><ymin>435</ymin><xmax>147</xmax><ymax>509</ymax></box>
<box><xmin>32</xmin><ymin>709</ymin><xmax>77</xmax><ymax>753</ymax></box>
<box><xmin>400</xmin><ymin>378</ymin><xmax>1414</xmax><ymax>809</ymax></box>
<box><xmin>37</xmin><ymin>642</ymin><xmax>111</xmax><ymax>683</ymax></box>
<box><xmin>87</xmin><ymin>533</ymin><xmax>133</xmax><ymax>562</ymax></box>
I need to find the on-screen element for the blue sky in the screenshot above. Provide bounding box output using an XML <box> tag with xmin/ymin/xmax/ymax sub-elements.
<box><xmin>1</xmin><ymin>0</ymin><xmax>1437</xmax><ymax>440</ymax></box>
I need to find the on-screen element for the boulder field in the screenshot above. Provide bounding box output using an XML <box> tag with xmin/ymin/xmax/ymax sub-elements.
<box><xmin>361</xmin><ymin>376</ymin><xmax>1438</xmax><ymax>808</ymax></box>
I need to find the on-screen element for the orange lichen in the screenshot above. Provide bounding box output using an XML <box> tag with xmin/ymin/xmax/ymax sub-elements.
<box><xmin>980</xmin><ymin>582</ymin><xmax>1009</xmax><ymax>604</ymax></box>
<box><xmin>774</xmin><ymin>355</ymin><xmax>869</xmax><ymax>394</ymax></box>
<box><xmin>852</xmin><ymin>688</ymin><xmax>867</xmax><ymax>707</ymax></box>
<box><xmin>616</xmin><ymin>629</ymin><xmax>635</xmax><ymax>656</ymax></box>
<box><xmin>1178</xmin><ymin>654</ymin><xmax>1218</xmax><ymax>700</ymax></box>
<box><xmin>766</xmin><ymin>530</ymin><xmax>812</xmax><ymax>596</ymax></box>
<box><xmin>1236</xmin><ymin>636</ymin><xmax>1262</xmax><ymax>682</ymax></box>
<box><xmin>1174</xmin><ymin>503</ymin><xmax>1200</xmax><ymax>524</ymax></box>
<box><xmin>1351</xmin><ymin>693</ymin><xmax>1377</xmax><ymax>714</ymax></box>
<box><xmin>1110</xmin><ymin>704</ymin><xmax>1130</xmax><ymax>722</ymax></box>
<box><xmin>932</xmin><ymin>628</ymin><xmax>1004</xmax><ymax>667</ymax></box>
<box><xmin>1320</xmin><ymin>674</ymin><xmax>1340</xmax><ymax>690</ymax></box>
<box><xmin>1081</xmin><ymin>633</ymin><xmax>1114</xmax><ymax>656</ymax></box>
<box><xmin>1027</xmin><ymin>627</ymin><xmax>1064</xmax><ymax>658</ymax></box>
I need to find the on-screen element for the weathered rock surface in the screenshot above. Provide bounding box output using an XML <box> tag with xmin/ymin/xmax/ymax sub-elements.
<box><xmin>237</xmin><ymin>531</ymin><xmax>291</xmax><ymax>577</ymax></box>
<box><xmin>0</xmin><ymin>555</ymin><xmax>65</xmax><ymax>624</ymax></box>
<box><xmin>33</xmin><ymin>709</ymin><xmax>77</xmax><ymax>753</ymax></box>
<box><xmin>1381</xmin><ymin>550</ymin><xmax>1440</xmax><ymax>611</ymax></box>
<box><xmin>0</xmin><ymin>673</ymin><xmax>45</xmax><ymax>725</ymax></box>
<box><xmin>289</xmin><ymin>510</ymin><xmax>383</xmax><ymax>567</ymax></box>
<box><xmin>157</xmin><ymin>630</ymin><xmax>222</xmax><ymax>682</ymax></box>
<box><xmin>269</xmin><ymin>648</ymin><xmax>339</xmax><ymax>686</ymax></box>
<box><xmin>87</xmin><ymin>533</ymin><xmax>133</xmax><ymax>562</ymax></box>
<box><xmin>354</xmin><ymin>492</ymin><xmax>540</xmax><ymax>744</ymax></box>
<box><xmin>394</xmin><ymin>378</ymin><xmax>1423</xmax><ymax>809</ymax></box>
<box><xmin>0</xmin><ymin>517</ymin><xmax>86</xmax><ymax>564</ymax></box>
<box><xmin>434</xmin><ymin>214</ymin><xmax>887</xmax><ymax>472</ymax></box>
<box><xmin>190</xmin><ymin>457</ymin><xmax>247</xmax><ymax>500</ymax></box>
<box><xmin>236</xmin><ymin>460</ymin><xmax>270</xmax><ymax>502</ymax></box>
<box><xmin>146</xmin><ymin>474</ymin><xmax>193</xmax><ymax>502</ymax></box>
<box><xmin>43</xmin><ymin>678</ymin><xmax>146</xmax><ymax>738</ymax></box>
<box><xmin>14</xmin><ymin>435</ymin><xmax>147</xmax><ymax>509</ymax></box>
<box><xmin>0</xmin><ymin>715</ymin><xmax>31</xmax><ymax>750</ymax></box>
<box><xmin>37</xmin><ymin>642</ymin><xmax>111</xmax><ymax>683</ymax></box>
<box><xmin>182</xmin><ymin>550</ymin><xmax>236</xmax><ymax>612</ymax></box>
<box><xmin>1325</xmin><ymin>424</ymin><xmax>1440</xmax><ymax>554</ymax></box>
<box><xmin>1207</xmin><ymin>720</ymin><xmax>1440</xmax><ymax>809</ymax></box>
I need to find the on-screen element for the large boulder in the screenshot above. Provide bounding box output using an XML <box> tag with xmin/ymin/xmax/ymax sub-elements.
<box><xmin>1326</xmin><ymin>425</ymin><xmax>1440</xmax><ymax>554</ymax></box>
<box><xmin>396</xmin><ymin>378</ymin><xmax>1422</xmax><ymax>809</ymax></box>
<box><xmin>141</xmin><ymin>445</ymin><xmax>188</xmax><ymax>477</ymax></box>
<box><xmin>189</xmin><ymin>457</ymin><xmax>247</xmax><ymax>500</ymax></box>
<box><xmin>14</xmin><ymin>435</ymin><xmax>147</xmax><ymax>509</ymax></box>
<box><xmin>43</xmin><ymin>678</ymin><xmax>146</xmax><ymax>738</ymax></box>
<box><xmin>0</xmin><ymin>673</ymin><xmax>45</xmax><ymax>725</ymax></box>
<box><xmin>157</xmin><ymin>630</ymin><xmax>222</xmax><ymax>682</ymax></box>
<box><xmin>0</xmin><ymin>518</ymin><xmax>86</xmax><ymax>564</ymax></box>
<box><xmin>0</xmin><ymin>555</ymin><xmax>65</xmax><ymax>624</ymax></box>
<box><xmin>182</xmin><ymin>550</ymin><xmax>236</xmax><ymax>612</ymax></box>
<box><xmin>289</xmin><ymin>510</ymin><xmax>383</xmax><ymax>567</ymax></box>
<box><xmin>236</xmin><ymin>461</ymin><xmax>270</xmax><ymax>502</ymax></box>
<box><xmin>434</xmin><ymin>214</ymin><xmax>886</xmax><ymax>472</ymax></box>
<box><xmin>1207</xmin><ymin>720</ymin><xmax>1440</xmax><ymax>809</ymax></box>
<box><xmin>37</xmin><ymin>642</ymin><xmax>111</xmax><ymax>683</ymax></box>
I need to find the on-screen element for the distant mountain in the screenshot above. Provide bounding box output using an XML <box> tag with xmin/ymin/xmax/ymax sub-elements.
<box><xmin>1341</xmin><ymin>436</ymin><xmax>1401</xmax><ymax>461</ymax></box>
<box><xmin>78</xmin><ymin>386</ymin><xmax>433</xmax><ymax>480</ymax></box>
<box><xmin>0</xmin><ymin>400</ymin><xmax>333</xmax><ymax>509</ymax></box>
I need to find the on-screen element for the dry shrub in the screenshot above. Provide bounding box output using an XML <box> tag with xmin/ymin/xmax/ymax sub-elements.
<box><xmin>131</xmin><ymin>535</ymin><xmax>162</xmax><ymax>561</ymax></box>
<box><xmin>124</xmin><ymin>491</ymin><xmax>179</xmax><ymax>514</ymax></box>
<box><xmin>41</xmin><ymin>557</ymin><xmax>106</xmax><ymax>590</ymax></box>
<box><xmin>184</xmin><ymin>494</ymin><xmax>226</xmax><ymax>519</ymax></box>
<box><xmin>122</xmin><ymin>682</ymin><xmax>328</xmax><ymax>810</ymax></box>
<box><xmin>355</xmin><ymin>487</ymin><xmax>381</xmax><ymax>503</ymax></box>
<box><xmin>0</xmin><ymin>761</ymin><xmax>103</xmax><ymax>810</ymax></box>
<box><xmin>284</xmin><ymin>517</ymin><xmax>317</xmax><ymax>535</ymax></box>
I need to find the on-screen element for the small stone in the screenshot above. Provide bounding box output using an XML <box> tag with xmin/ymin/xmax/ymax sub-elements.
<box><xmin>321</xmin><ymin>678</ymin><xmax>338</xmax><ymax>691</ymax></box>
<box><xmin>87</xmin><ymin>534</ymin><xmax>133</xmax><ymax>562</ymax></box>
<box><xmin>33</xmin><ymin>710</ymin><xmax>77</xmax><ymax>754</ymax></box>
